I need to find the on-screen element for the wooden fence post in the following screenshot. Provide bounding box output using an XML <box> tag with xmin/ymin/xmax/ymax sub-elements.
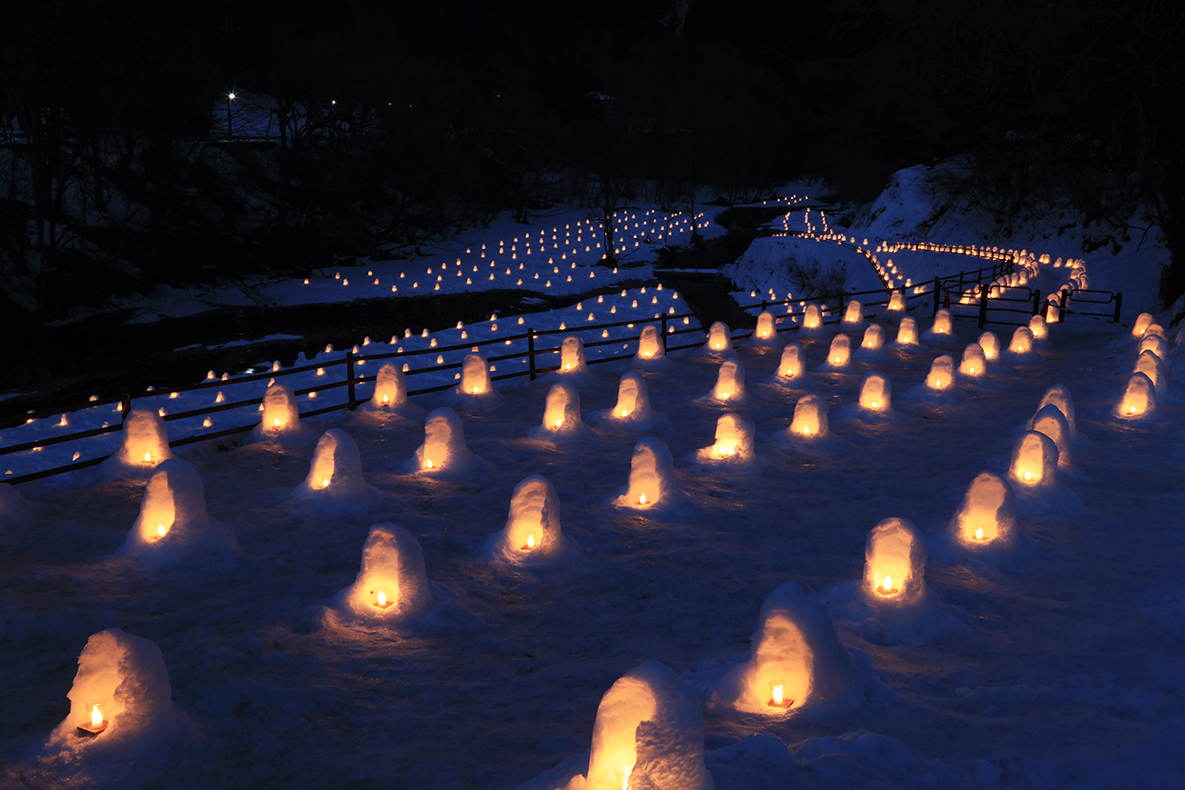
<box><xmin>1059</xmin><ymin>290</ymin><xmax>1069</xmax><ymax>323</ymax></box>
<box><xmin>527</xmin><ymin>329</ymin><xmax>537</xmax><ymax>381</ymax></box>
<box><xmin>345</xmin><ymin>350</ymin><xmax>356</xmax><ymax>409</ymax></box>
<box><xmin>1032</xmin><ymin>289</ymin><xmax>1041</xmax><ymax>315</ymax></box>
<box><xmin>661</xmin><ymin>315</ymin><xmax>669</xmax><ymax>351</ymax></box>
<box><xmin>932</xmin><ymin>277</ymin><xmax>941</xmax><ymax>315</ymax></box>
<box><xmin>978</xmin><ymin>283</ymin><xmax>988</xmax><ymax>329</ymax></box>
<box><xmin>120</xmin><ymin>388</ymin><xmax>130</xmax><ymax>424</ymax></box>
<box><xmin>1113</xmin><ymin>293</ymin><xmax>1123</xmax><ymax>323</ymax></box>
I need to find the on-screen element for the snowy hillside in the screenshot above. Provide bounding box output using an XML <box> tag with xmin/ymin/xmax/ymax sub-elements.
<box><xmin>2</xmin><ymin>170</ymin><xmax>1183</xmax><ymax>790</ymax></box>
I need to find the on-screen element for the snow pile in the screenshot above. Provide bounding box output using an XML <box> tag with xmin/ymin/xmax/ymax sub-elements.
<box><xmin>706</xmin><ymin>359</ymin><xmax>746</xmax><ymax>404</ymax></box>
<box><xmin>43</xmin><ymin>628</ymin><xmax>184</xmax><ymax>773</ymax></box>
<box><xmin>251</xmin><ymin>383</ymin><xmax>308</xmax><ymax>443</ymax></box>
<box><xmin>406</xmin><ymin>407</ymin><xmax>478</xmax><ymax>476</ymax></box>
<box><xmin>695</xmin><ymin>413</ymin><xmax>757</xmax><ymax>467</ymax></box>
<box><xmin>291</xmin><ymin>429</ymin><xmax>380</xmax><ymax>511</ymax></box>
<box><xmin>484</xmin><ymin>474</ymin><xmax>570</xmax><ymax>564</ymax></box>
<box><xmin>709</xmin><ymin>581</ymin><xmax>885</xmax><ymax>718</ymax></box>
<box><xmin>614</xmin><ymin>437</ymin><xmax>683</xmax><ymax>510</ymax></box>
<box><xmin>531</xmin><ymin>382</ymin><xmax>585</xmax><ymax>441</ymax></box>
<box><xmin>102</xmin><ymin>408</ymin><xmax>174</xmax><ymax>477</ymax></box>
<box><xmin>331</xmin><ymin>523</ymin><xmax>433</xmax><ymax>624</ymax></box>
<box><xmin>703</xmin><ymin>322</ymin><xmax>735</xmax><ymax>356</ymax></box>
<box><xmin>598</xmin><ymin>372</ymin><xmax>662</xmax><ymax>430</ymax></box>
<box><xmin>772</xmin><ymin>342</ymin><xmax>807</xmax><ymax>383</ymax></box>
<box><xmin>123</xmin><ymin>459</ymin><xmax>235</xmax><ymax>563</ymax></box>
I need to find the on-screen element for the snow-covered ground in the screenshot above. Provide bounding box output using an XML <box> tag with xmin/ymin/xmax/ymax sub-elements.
<box><xmin>2</xmin><ymin>169</ymin><xmax>1182</xmax><ymax>789</ymax></box>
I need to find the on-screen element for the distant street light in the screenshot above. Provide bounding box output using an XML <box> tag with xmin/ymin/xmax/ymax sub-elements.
<box><xmin>226</xmin><ymin>93</ymin><xmax>236</xmax><ymax>139</ymax></box>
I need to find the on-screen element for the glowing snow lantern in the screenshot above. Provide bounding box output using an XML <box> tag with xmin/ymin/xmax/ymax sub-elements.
<box><xmin>1008</xmin><ymin>431</ymin><xmax>1058</xmax><ymax>489</ymax></box>
<box><xmin>977</xmin><ymin>331</ymin><xmax>1001</xmax><ymax>360</ymax></box>
<box><xmin>1035</xmin><ymin>383</ymin><xmax>1076</xmax><ymax>435</ymax></box>
<box><xmin>336</xmin><ymin>523</ymin><xmax>432</xmax><ymax>622</ymax></box>
<box><xmin>538</xmin><ymin>381</ymin><xmax>583</xmax><ymax>436</ymax></box>
<box><xmin>559</xmin><ymin>336</ymin><xmax>588</xmax><ymax>373</ymax></box>
<box><xmin>1028</xmin><ymin>404</ymin><xmax>1071</xmax><ymax>467</ymax></box>
<box><xmin>930</xmin><ymin>309</ymin><xmax>953</xmax><ymax>335</ymax></box>
<box><xmin>858</xmin><ymin>372</ymin><xmax>891</xmax><ymax>412</ymax></box>
<box><xmin>1132</xmin><ymin>312</ymin><xmax>1154</xmax><ymax>337</ymax></box>
<box><xmin>583</xmin><ymin>661</ymin><xmax>712</xmax><ymax>790</ymax></box>
<box><xmin>860</xmin><ymin>324</ymin><xmax>885</xmax><ymax>351</ymax></box>
<box><xmin>1138</xmin><ymin>333</ymin><xmax>1169</xmax><ymax>361</ymax></box>
<box><xmin>704</xmin><ymin>321</ymin><xmax>733</xmax><ymax>354</ymax></box>
<box><xmin>1133</xmin><ymin>349</ymin><xmax>1165</xmax><ymax>389</ymax></box>
<box><xmin>485</xmin><ymin>474</ymin><xmax>564</xmax><ymax>562</ymax></box>
<box><xmin>296</xmin><ymin>429</ymin><xmax>378</xmax><ymax>506</ymax></box>
<box><xmin>369</xmin><ymin>363</ymin><xmax>407</xmax><ymax>407</ymax></box>
<box><xmin>895</xmin><ymin>317</ymin><xmax>919</xmax><ymax>345</ymax></box>
<box><xmin>636</xmin><ymin>325</ymin><xmax>665</xmax><ymax>361</ymax></box>
<box><xmin>789</xmin><ymin>394</ymin><xmax>828</xmax><ymax>439</ymax></box>
<box><xmin>925</xmin><ymin>355</ymin><xmax>956</xmax><ymax>390</ymax></box>
<box><xmin>459</xmin><ymin>353</ymin><xmax>494</xmax><ymax>395</ymax></box>
<box><xmin>1008</xmin><ymin>326</ymin><xmax>1034</xmax><ymax>355</ymax></box>
<box><xmin>1028</xmin><ymin>314</ymin><xmax>1048</xmax><ymax>340</ymax></box>
<box><xmin>751</xmin><ymin>311</ymin><xmax>779</xmax><ymax>344</ymax></box>
<box><xmin>951</xmin><ymin>472</ymin><xmax>1017</xmax><ymax>547</ymax></box>
<box><xmin>802</xmin><ymin>304</ymin><xmax>822</xmax><ymax>329</ymax></box>
<box><xmin>717</xmin><ymin>581</ymin><xmax>861</xmax><ymax>716</ymax></box>
<box><xmin>52</xmin><ymin>629</ymin><xmax>178</xmax><ymax>744</ymax></box>
<box><xmin>775</xmin><ymin>342</ymin><xmax>806</xmax><ymax>382</ymax></box>
<box><xmin>959</xmin><ymin>343</ymin><xmax>986</xmax><ymax>377</ymax></box>
<box><xmin>615</xmin><ymin>437</ymin><xmax>679</xmax><ymax>509</ymax></box>
<box><xmin>108</xmin><ymin>407</ymin><xmax>174</xmax><ymax>472</ymax></box>
<box><xmin>710</xmin><ymin>359</ymin><xmax>746</xmax><ymax>402</ymax></box>
<box><xmin>697</xmin><ymin>412</ymin><xmax>755</xmax><ymax>463</ymax></box>
<box><xmin>824</xmin><ymin>334</ymin><xmax>851</xmax><ymax>368</ymax></box>
<box><xmin>887</xmin><ymin>291</ymin><xmax>906</xmax><ymax>312</ymax></box>
<box><xmin>259</xmin><ymin>383</ymin><xmax>301</xmax><ymax>436</ymax></box>
<box><xmin>842</xmin><ymin>300</ymin><xmax>863</xmax><ymax>325</ymax></box>
<box><xmin>1116</xmin><ymin>372</ymin><xmax>1155</xmax><ymax>418</ymax></box>
<box><xmin>124</xmin><ymin>459</ymin><xmax>232</xmax><ymax>561</ymax></box>
<box><xmin>411</xmin><ymin>407</ymin><xmax>471</xmax><ymax>472</ymax></box>
<box><xmin>863</xmin><ymin>517</ymin><xmax>927</xmax><ymax>605</ymax></box>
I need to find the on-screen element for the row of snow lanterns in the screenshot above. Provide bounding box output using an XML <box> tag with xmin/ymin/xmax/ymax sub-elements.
<box><xmin>299</xmin><ymin>210</ymin><xmax>704</xmax><ymax>293</ymax></box>
<box><xmin>1119</xmin><ymin>312</ymin><xmax>1172</xmax><ymax>418</ymax></box>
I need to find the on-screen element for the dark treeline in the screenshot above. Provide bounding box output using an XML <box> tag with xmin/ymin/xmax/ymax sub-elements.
<box><xmin>1</xmin><ymin>0</ymin><xmax>1183</xmax><ymax>333</ymax></box>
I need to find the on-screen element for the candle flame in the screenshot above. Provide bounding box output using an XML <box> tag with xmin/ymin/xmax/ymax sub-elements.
<box><xmin>975</xmin><ymin>526</ymin><xmax>984</xmax><ymax>540</ymax></box>
<box><xmin>321</xmin><ymin>478</ymin><xmax>329</xmax><ymax>488</ymax></box>
<box><xmin>144</xmin><ymin>452</ymin><xmax>151</xmax><ymax>462</ymax></box>
<box><xmin>91</xmin><ymin>704</ymin><xmax>103</xmax><ymax>727</ymax></box>
<box><xmin>871</xmin><ymin>400</ymin><xmax>879</xmax><ymax>409</ymax></box>
<box><xmin>619</xmin><ymin>408</ymin><xmax>628</xmax><ymax>417</ymax></box>
<box><xmin>772</xmin><ymin>684</ymin><xmax>784</xmax><ymax>704</ymax></box>
<box><xmin>425</xmin><ymin>459</ymin><xmax>433</xmax><ymax>469</ymax></box>
<box><xmin>273</xmin><ymin>417</ymin><xmax>281</xmax><ymax>427</ymax></box>
<box><xmin>555</xmin><ymin>417</ymin><xmax>562</xmax><ymax>427</ymax></box>
<box><xmin>621</xmin><ymin>765</ymin><xmax>631</xmax><ymax>790</ymax></box>
<box><xmin>639</xmin><ymin>493</ymin><xmax>647</xmax><ymax>505</ymax></box>
<box><xmin>382</xmin><ymin>394</ymin><xmax>389</xmax><ymax>403</ymax></box>
<box><xmin>377</xmin><ymin>589</ymin><xmax>387</xmax><ymax>606</ymax></box>
<box><xmin>526</xmin><ymin>534</ymin><xmax>535</xmax><ymax>549</ymax></box>
<box><xmin>156</xmin><ymin>524</ymin><xmax>167</xmax><ymax>538</ymax></box>
<box><xmin>1023</xmin><ymin>470</ymin><xmax>1033</xmax><ymax>481</ymax></box>
<box><xmin>882</xmin><ymin>575</ymin><xmax>892</xmax><ymax>592</ymax></box>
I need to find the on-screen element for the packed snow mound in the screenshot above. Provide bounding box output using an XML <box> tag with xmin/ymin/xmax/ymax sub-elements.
<box><xmin>530</xmin><ymin>382</ymin><xmax>586</xmax><ymax>441</ymax></box>
<box><xmin>614</xmin><ymin>437</ymin><xmax>684</xmax><ymax>510</ymax></box>
<box><xmin>102</xmin><ymin>408</ymin><xmax>174</xmax><ymax>478</ymax></box>
<box><xmin>45</xmin><ymin>628</ymin><xmax>184</xmax><ymax>765</ymax></box>
<box><xmin>0</xmin><ymin>482</ymin><xmax>28</xmax><ymax>524</ymax></box>
<box><xmin>553</xmin><ymin>659</ymin><xmax>714</xmax><ymax>790</ymax></box>
<box><xmin>332</xmin><ymin>523</ymin><xmax>433</xmax><ymax>624</ymax></box>
<box><xmin>291</xmin><ymin>429</ymin><xmax>381</xmax><ymax>511</ymax></box>
<box><xmin>724</xmin><ymin>236</ymin><xmax>881</xmax><ymax>302</ymax></box>
<box><xmin>406</xmin><ymin>407</ymin><xmax>480</xmax><ymax>477</ymax></box>
<box><xmin>596</xmin><ymin>372</ymin><xmax>664</xmax><ymax>430</ymax></box>
<box><xmin>484</xmin><ymin>474</ymin><xmax>573</xmax><ymax>564</ymax></box>
<box><xmin>705</xmin><ymin>581</ymin><xmax>888</xmax><ymax>720</ymax></box>
<box><xmin>123</xmin><ymin>459</ymin><xmax>236</xmax><ymax>563</ymax></box>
